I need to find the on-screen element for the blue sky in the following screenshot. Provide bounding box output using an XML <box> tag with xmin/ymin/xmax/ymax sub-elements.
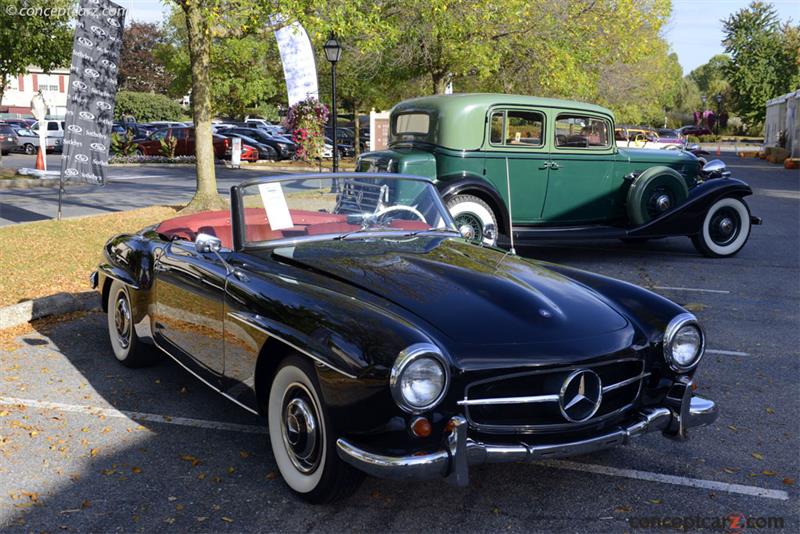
<box><xmin>124</xmin><ymin>0</ymin><xmax>799</xmax><ymax>76</ymax></box>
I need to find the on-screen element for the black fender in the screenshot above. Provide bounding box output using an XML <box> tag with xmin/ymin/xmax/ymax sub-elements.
<box><xmin>437</xmin><ymin>175</ymin><xmax>510</xmax><ymax>235</ymax></box>
<box><xmin>628</xmin><ymin>177</ymin><xmax>755</xmax><ymax>238</ymax></box>
<box><xmin>97</xmin><ymin>232</ymin><xmax>160</xmax><ymax>322</ymax></box>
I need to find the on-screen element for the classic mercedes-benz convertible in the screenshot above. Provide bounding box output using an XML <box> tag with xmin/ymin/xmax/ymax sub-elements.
<box><xmin>92</xmin><ymin>174</ymin><xmax>718</xmax><ymax>503</ymax></box>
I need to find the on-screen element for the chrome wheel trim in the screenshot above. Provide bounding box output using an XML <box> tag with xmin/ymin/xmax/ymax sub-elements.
<box><xmin>280</xmin><ymin>384</ymin><xmax>322</xmax><ymax>474</ymax></box>
<box><xmin>700</xmin><ymin>197</ymin><xmax>751</xmax><ymax>256</ymax></box>
<box><xmin>113</xmin><ymin>291</ymin><xmax>131</xmax><ymax>349</ymax></box>
<box><xmin>453</xmin><ymin>212</ymin><xmax>484</xmax><ymax>244</ymax></box>
<box><xmin>655</xmin><ymin>194</ymin><xmax>671</xmax><ymax>211</ymax></box>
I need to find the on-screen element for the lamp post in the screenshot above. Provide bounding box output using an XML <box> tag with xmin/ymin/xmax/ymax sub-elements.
<box><xmin>700</xmin><ymin>95</ymin><xmax>707</xmax><ymax>129</ymax></box>
<box><xmin>323</xmin><ymin>33</ymin><xmax>341</xmax><ymax>175</ymax></box>
<box><xmin>715</xmin><ymin>93</ymin><xmax>723</xmax><ymax>135</ymax></box>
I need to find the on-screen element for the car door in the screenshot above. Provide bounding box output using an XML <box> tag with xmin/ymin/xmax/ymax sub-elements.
<box><xmin>482</xmin><ymin>108</ymin><xmax>549</xmax><ymax>223</ymax></box>
<box><xmin>542</xmin><ymin>112</ymin><xmax>622</xmax><ymax>224</ymax></box>
<box><xmin>153</xmin><ymin>239</ymin><xmax>228</xmax><ymax>378</ymax></box>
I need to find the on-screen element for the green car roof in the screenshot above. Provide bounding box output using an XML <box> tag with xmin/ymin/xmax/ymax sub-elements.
<box><xmin>390</xmin><ymin>93</ymin><xmax>616</xmax><ymax>150</ymax></box>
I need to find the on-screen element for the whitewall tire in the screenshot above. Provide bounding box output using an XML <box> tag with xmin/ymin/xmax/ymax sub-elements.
<box><xmin>691</xmin><ymin>197</ymin><xmax>751</xmax><ymax>257</ymax></box>
<box><xmin>106</xmin><ymin>280</ymin><xmax>155</xmax><ymax>367</ymax></box>
<box><xmin>446</xmin><ymin>194</ymin><xmax>499</xmax><ymax>246</ymax></box>
<box><xmin>267</xmin><ymin>356</ymin><xmax>362</xmax><ymax>503</ymax></box>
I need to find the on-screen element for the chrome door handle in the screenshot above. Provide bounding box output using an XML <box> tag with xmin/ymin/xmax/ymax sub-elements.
<box><xmin>549</xmin><ymin>162</ymin><xmax>560</xmax><ymax>170</ymax></box>
<box><xmin>233</xmin><ymin>270</ymin><xmax>249</xmax><ymax>283</ymax></box>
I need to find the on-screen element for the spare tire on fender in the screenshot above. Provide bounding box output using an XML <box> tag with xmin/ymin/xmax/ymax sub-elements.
<box><xmin>626</xmin><ymin>166</ymin><xmax>689</xmax><ymax>226</ymax></box>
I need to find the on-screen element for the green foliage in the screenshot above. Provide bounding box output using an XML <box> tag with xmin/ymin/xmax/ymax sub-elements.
<box><xmin>0</xmin><ymin>0</ymin><xmax>73</xmax><ymax>100</ymax></box>
<box><xmin>722</xmin><ymin>1</ymin><xmax>800</xmax><ymax>127</ymax></box>
<box><xmin>159</xmin><ymin>135</ymin><xmax>178</xmax><ymax>158</ymax></box>
<box><xmin>688</xmin><ymin>54</ymin><xmax>732</xmax><ymax>101</ymax></box>
<box><xmin>283</xmin><ymin>98</ymin><xmax>329</xmax><ymax>160</ymax></box>
<box><xmin>114</xmin><ymin>91</ymin><xmax>185</xmax><ymax>122</ymax></box>
<box><xmin>110</xmin><ymin>130</ymin><xmax>138</xmax><ymax>156</ymax></box>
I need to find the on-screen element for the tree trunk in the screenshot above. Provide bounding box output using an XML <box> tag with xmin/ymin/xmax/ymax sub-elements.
<box><xmin>353</xmin><ymin>99</ymin><xmax>361</xmax><ymax>158</ymax></box>
<box><xmin>0</xmin><ymin>80</ymin><xmax>5</xmax><ymax>167</ymax></box>
<box><xmin>180</xmin><ymin>1</ymin><xmax>226</xmax><ymax>213</ymax></box>
<box><xmin>431</xmin><ymin>72</ymin><xmax>449</xmax><ymax>95</ymax></box>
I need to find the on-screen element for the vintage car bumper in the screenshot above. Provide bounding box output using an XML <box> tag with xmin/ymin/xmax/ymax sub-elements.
<box><xmin>336</xmin><ymin>391</ymin><xmax>718</xmax><ymax>487</ymax></box>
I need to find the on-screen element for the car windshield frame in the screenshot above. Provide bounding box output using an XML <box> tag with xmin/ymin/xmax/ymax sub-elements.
<box><xmin>230</xmin><ymin>173</ymin><xmax>459</xmax><ymax>251</ymax></box>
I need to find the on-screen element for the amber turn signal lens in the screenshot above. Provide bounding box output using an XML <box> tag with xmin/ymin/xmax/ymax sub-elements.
<box><xmin>444</xmin><ymin>418</ymin><xmax>457</xmax><ymax>433</ymax></box>
<box><xmin>691</xmin><ymin>381</ymin><xmax>698</xmax><ymax>391</ymax></box>
<box><xmin>411</xmin><ymin>417</ymin><xmax>432</xmax><ymax>438</ymax></box>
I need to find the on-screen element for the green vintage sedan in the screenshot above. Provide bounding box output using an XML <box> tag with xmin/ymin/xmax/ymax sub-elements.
<box><xmin>357</xmin><ymin>94</ymin><xmax>760</xmax><ymax>257</ymax></box>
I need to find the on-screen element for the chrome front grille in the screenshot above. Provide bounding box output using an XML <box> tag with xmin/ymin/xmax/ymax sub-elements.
<box><xmin>460</xmin><ymin>358</ymin><xmax>648</xmax><ymax>434</ymax></box>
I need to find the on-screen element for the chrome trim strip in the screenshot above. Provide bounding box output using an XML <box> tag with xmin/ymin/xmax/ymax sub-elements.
<box><xmin>457</xmin><ymin>394</ymin><xmax>559</xmax><ymax>406</ymax></box>
<box><xmin>227</xmin><ymin>311</ymin><xmax>357</xmax><ymax>379</ymax></box>
<box><xmin>152</xmin><ymin>337</ymin><xmax>260</xmax><ymax>416</ymax></box>
<box><xmin>603</xmin><ymin>371</ymin><xmax>652</xmax><ymax>393</ymax></box>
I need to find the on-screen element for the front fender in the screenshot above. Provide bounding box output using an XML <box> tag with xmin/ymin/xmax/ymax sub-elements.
<box><xmin>628</xmin><ymin>177</ymin><xmax>754</xmax><ymax>238</ymax></box>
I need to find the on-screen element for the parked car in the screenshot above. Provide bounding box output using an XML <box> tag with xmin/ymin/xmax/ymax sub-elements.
<box><xmin>220</xmin><ymin>132</ymin><xmax>278</xmax><ymax>161</ymax></box>
<box><xmin>357</xmin><ymin>94</ymin><xmax>760</xmax><ymax>257</ymax></box>
<box><xmin>656</xmin><ymin>128</ymin><xmax>685</xmax><ymax>145</ymax></box>
<box><xmin>12</xmin><ymin>127</ymin><xmax>61</xmax><ymax>154</ymax></box>
<box><xmin>92</xmin><ymin>173</ymin><xmax>718</xmax><ymax>503</ymax></box>
<box><xmin>325</xmin><ymin>127</ymin><xmax>366</xmax><ymax>152</ymax></box>
<box><xmin>31</xmin><ymin>119</ymin><xmax>66</xmax><ymax>139</ymax></box>
<box><xmin>677</xmin><ymin>125</ymin><xmax>713</xmax><ymax>137</ymax></box>
<box><xmin>2</xmin><ymin>118</ymin><xmax>35</xmax><ymax>131</ymax></box>
<box><xmin>324</xmin><ymin>136</ymin><xmax>355</xmax><ymax>158</ymax></box>
<box><xmin>217</xmin><ymin>127</ymin><xmax>296</xmax><ymax>160</ymax></box>
<box><xmin>134</xmin><ymin>127</ymin><xmax>230</xmax><ymax>158</ymax></box>
<box><xmin>0</xmin><ymin>124</ymin><xmax>19</xmax><ymax>155</ymax></box>
<box><xmin>615</xmin><ymin>126</ymin><xmax>683</xmax><ymax>150</ymax></box>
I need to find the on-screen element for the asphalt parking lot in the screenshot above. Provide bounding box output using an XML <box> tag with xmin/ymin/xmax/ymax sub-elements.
<box><xmin>1</xmin><ymin>156</ymin><xmax>798</xmax><ymax>532</ymax></box>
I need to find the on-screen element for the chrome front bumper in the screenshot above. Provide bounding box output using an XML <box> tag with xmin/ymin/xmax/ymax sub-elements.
<box><xmin>336</xmin><ymin>392</ymin><xmax>718</xmax><ymax>487</ymax></box>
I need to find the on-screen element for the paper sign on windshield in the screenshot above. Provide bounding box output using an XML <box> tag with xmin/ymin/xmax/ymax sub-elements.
<box><xmin>259</xmin><ymin>182</ymin><xmax>294</xmax><ymax>230</ymax></box>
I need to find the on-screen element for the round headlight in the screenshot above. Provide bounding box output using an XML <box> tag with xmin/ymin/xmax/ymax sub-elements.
<box><xmin>390</xmin><ymin>344</ymin><xmax>449</xmax><ymax>413</ymax></box>
<box><xmin>664</xmin><ymin>314</ymin><xmax>705</xmax><ymax>372</ymax></box>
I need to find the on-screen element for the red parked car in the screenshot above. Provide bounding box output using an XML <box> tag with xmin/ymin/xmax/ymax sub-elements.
<box><xmin>135</xmin><ymin>127</ymin><xmax>230</xmax><ymax>158</ymax></box>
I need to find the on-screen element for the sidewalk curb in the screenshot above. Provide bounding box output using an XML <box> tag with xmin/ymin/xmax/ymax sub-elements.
<box><xmin>0</xmin><ymin>291</ymin><xmax>100</xmax><ymax>330</ymax></box>
<box><xmin>0</xmin><ymin>177</ymin><xmax>76</xmax><ymax>189</ymax></box>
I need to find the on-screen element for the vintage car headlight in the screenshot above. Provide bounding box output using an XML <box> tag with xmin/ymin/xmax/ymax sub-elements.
<box><xmin>663</xmin><ymin>313</ymin><xmax>705</xmax><ymax>372</ymax></box>
<box><xmin>390</xmin><ymin>344</ymin><xmax>449</xmax><ymax>413</ymax></box>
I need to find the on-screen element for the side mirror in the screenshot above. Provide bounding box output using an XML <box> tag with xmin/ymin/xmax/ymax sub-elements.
<box><xmin>702</xmin><ymin>159</ymin><xmax>726</xmax><ymax>173</ymax></box>
<box><xmin>195</xmin><ymin>233</ymin><xmax>222</xmax><ymax>254</ymax></box>
<box><xmin>687</xmin><ymin>143</ymin><xmax>701</xmax><ymax>151</ymax></box>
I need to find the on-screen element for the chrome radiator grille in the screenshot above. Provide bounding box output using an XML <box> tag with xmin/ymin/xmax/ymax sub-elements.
<box><xmin>460</xmin><ymin>358</ymin><xmax>649</xmax><ymax>434</ymax></box>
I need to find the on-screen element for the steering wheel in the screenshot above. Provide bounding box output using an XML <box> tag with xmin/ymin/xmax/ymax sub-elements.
<box><xmin>374</xmin><ymin>205</ymin><xmax>427</xmax><ymax>224</ymax></box>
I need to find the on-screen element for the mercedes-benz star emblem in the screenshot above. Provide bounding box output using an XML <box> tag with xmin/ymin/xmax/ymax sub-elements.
<box><xmin>559</xmin><ymin>369</ymin><xmax>603</xmax><ymax>423</ymax></box>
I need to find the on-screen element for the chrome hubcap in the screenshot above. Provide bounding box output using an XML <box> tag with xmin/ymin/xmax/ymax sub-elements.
<box><xmin>656</xmin><ymin>194</ymin><xmax>671</xmax><ymax>211</ymax></box>
<box><xmin>458</xmin><ymin>224</ymin><xmax>475</xmax><ymax>240</ymax></box>
<box><xmin>718</xmin><ymin>217</ymin><xmax>734</xmax><ymax>235</ymax></box>
<box><xmin>114</xmin><ymin>294</ymin><xmax>131</xmax><ymax>349</ymax></box>
<box><xmin>453</xmin><ymin>213</ymin><xmax>484</xmax><ymax>244</ymax></box>
<box><xmin>281</xmin><ymin>385</ymin><xmax>321</xmax><ymax>474</ymax></box>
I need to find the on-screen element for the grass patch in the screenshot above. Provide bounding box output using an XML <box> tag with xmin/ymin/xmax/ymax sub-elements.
<box><xmin>0</xmin><ymin>168</ymin><xmax>19</xmax><ymax>179</ymax></box>
<box><xmin>0</xmin><ymin>206</ymin><xmax>178</xmax><ymax>308</ymax></box>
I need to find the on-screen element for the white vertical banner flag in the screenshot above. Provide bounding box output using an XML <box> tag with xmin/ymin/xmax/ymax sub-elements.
<box><xmin>273</xmin><ymin>20</ymin><xmax>319</xmax><ymax>106</ymax></box>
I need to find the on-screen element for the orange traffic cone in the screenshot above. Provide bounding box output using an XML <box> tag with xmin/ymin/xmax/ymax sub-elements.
<box><xmin>35</xmin><ymin>147</ymin><xmax>45</xmax><ymax>170</ymax></box>
<box><xmin>716</xmin><ymin>145</ymin><xmax>721</xmax><ymax>156</ymax></box>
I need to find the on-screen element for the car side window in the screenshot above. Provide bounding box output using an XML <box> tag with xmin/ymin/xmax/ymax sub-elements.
<box><xmin>47</xmin><ymin>122</ymin><xmax>59</xmax><ymax>131</ymax></box>
<box><xmin>554</xmin><ymin>114</ymin><xmax>611</xmax><ymax>149</ymax></box>
<box><xmin>489</xmin><ymin>110</ymin><xmax>544</xmax><ymax>148</ymax></box>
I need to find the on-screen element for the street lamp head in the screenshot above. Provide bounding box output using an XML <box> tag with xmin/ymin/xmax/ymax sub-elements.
<box><xmin>30</xmin><ymin>90</ymin><xmax>48</xmax><ymax>121</ymax></box>
<box><xmin>323</xmin><ymin>33</ymin><xmax>341</xmax><ymax>64</ymax></box>
<box><xmin>715</xmin><ymin>93</ymin><xmax>723</xmax><ymax>104</ymax></box>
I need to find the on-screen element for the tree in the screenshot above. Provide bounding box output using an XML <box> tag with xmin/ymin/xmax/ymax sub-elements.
<box><xmin>118</xmin><ymin>22</ymin><xmax>174</xmax><ymax>94</ymax></box>
<box><xmin>722</xmin><ymin>1</ymin><xmax>800</xmax><ymax>127</ymax></box>
<box><xmin>688</xmin><ymin>54</ymin><xmax>732</xmax><ymax>101</ymax></box>
<box><xmin>0</xmin><ymin>0</ymin><xmax>73</xmax><ymax>165</ymax></box>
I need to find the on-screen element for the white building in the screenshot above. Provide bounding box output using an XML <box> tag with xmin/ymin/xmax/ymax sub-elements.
<box><xmin>765</xmin><ymin>89</ymin><xmax>800</xmax><ymax>158</ymax></box>
<box><xmin>0</xmin><ymin>66</ymin><xmax>70</xmax><ymax>118</ymax></box>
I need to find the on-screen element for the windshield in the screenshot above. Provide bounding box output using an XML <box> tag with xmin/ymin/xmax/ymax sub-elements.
<box><xmin>237</xmin><ymin>175</ymin><xmax>457</xmax><ymax>247</ymax></box>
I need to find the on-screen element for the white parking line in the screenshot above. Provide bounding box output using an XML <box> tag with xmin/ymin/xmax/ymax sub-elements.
<box><xmin>539</xmin><ymin>459</ymin><xmax>789</xmax><ymax>501</ymax></box>
<box><xmin>0</xmin><ymin>396</ymin><xmax>266</xmax><ymax>435</ymax></box>
<box><xmin>652</xmin><ymin>286</ymin><xmax>731</xmax><ymax>294</ymax></box>
<box><xmin>706</xmin><ymin>349</ymin><xmax>750</xmax><ymax>357</ymax></box>
<box><xmin>0</xmin><ymin>396</ymin><xmax>787</xmax><ymax>500</ymax></box>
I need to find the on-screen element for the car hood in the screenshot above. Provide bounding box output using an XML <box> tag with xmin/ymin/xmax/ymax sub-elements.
<box><xmin>618</xmin><ymin>147</ymin><xmax>696</xmax><ymax>165</ymax></box>
<box><xmin>269</xmin><ymin>237</ymin><xmax>629</xmax><ymax>346</ymax></box>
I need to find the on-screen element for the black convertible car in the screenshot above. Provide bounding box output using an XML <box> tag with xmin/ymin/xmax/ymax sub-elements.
<box><xmin>92</xmin><ymin>174</ymin><xmax>718</xmax><ymax>503</ymax></box>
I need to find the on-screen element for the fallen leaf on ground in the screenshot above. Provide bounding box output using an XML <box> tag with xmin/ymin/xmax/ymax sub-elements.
<box><xmin>682</xmin><ymin>303</ymin><xmax>707</xmax><ymax>312</ymax></box>
<box><xmin>614</xmin><ymin>505</ymin><xmax>632</xmax><ymax>513</ymax></box>
<box><xmin>81</xmin><ymin>499</ymin><xmax>91</xmax><ymax>509</ymax></box>
<box><xmin>222</xmin><ymin>517</ymin><xmax>234</xmax><ymax>523</ymax></box>
<box><xmin>265</xmin><ymin>471</ymin><xmax>277</xmax><ymax>480</ymax></box>
<box><xmin>762</xmin><ymin>470</ymin><xmax>777</xmax><ymax>476</ymax></box>
<box><xmin>783</xmin><ymin>478</ymin><xmax>795</xmax><ymax>486</ymax></box>
<box><xmin>131</xmin><ymin>467</ymin><xmax>141</xmax><ymax>474</ymax></box>
<box><xmin>723</xmin><ymin>467</ymin><xmax>739</xmax><ymax>474</ymax></box>
<box><xmin>90</xmin><ymin>448</ymin><xmax>99</xmax><ymax>457</ymax></box>
<box><xmin>648</xmin><ymin>499</ymin><xmax>662</xmax><ymax>505</ymax></box>
<box><xmin>751</xmin><ymin>452</ymin><xmax>764</xmax><ymax>460</ymax></box>
<box><xmin>766</xmin><ymin>407</ymin><xmax>775</xmax><ymax>414</ymax></box>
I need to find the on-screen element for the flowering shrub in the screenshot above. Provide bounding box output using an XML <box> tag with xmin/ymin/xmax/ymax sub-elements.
<box><xmin>282</xmin><ymin>98</ymin><xmax>329</xmax><ymax>161</ymax></box>
<box><xmin>109</xmin><ymin>155</ymin><xmax>201</xmax><ymax>164</ymax></box>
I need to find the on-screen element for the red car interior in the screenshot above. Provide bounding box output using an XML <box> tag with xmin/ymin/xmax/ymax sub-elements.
<box><xmin>156</xmin><ymin>208</ymin><xmax>429</xmax><ymax>249</ymax></box>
